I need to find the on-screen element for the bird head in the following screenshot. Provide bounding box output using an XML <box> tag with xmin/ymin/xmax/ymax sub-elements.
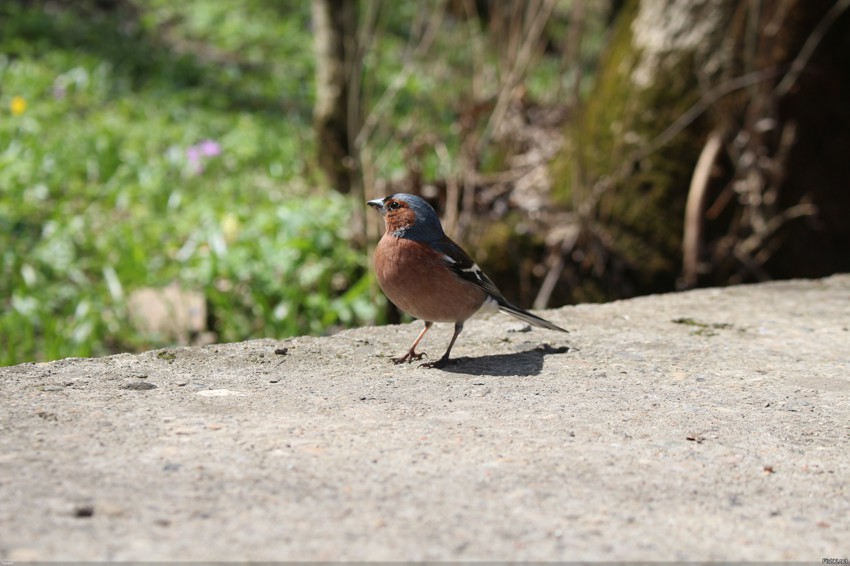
<box><xmin>367</xmin><ymin>193</ymin><xmax>444</xmax><ymax>241</ymax></box>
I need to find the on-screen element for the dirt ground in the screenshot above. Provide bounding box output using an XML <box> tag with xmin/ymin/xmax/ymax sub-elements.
<box><xmin>1</xmin><ymin>275</ymin><xmax>848</xmax><ymax>561</ymax></box>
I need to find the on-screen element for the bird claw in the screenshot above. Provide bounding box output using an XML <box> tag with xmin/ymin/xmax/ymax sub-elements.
<box><xmin>392</xmin><ymin>350</ymin><xmax>426</xmax><ymax>364</ymax></box>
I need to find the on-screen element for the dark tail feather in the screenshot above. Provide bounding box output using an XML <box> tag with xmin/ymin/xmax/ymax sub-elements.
<box><xmin>497</xmin><ymin>299</ymin><xmax>568</xmax><ymax>332</ymax></box>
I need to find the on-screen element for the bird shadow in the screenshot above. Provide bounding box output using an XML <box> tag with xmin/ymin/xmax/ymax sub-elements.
<box><xmin>438</xmin><ymin>344</ymin><xmax>570</xmax><ymax>377</ymax></box>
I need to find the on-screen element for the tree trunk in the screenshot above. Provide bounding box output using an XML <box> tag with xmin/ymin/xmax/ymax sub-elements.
<box><xmin>312</xmin><ymin>0</ymin><xmax>357</xmax><ymax>194</ymax></box>
<box><xmin>557</xmin><ymin>0</ymin><xmax>732</xmax><ymax>300</ymax></box>
<box><xmin>554</xmin><ymin>0</ymin><xmax>850</xmax><ymax>299</ymax></box>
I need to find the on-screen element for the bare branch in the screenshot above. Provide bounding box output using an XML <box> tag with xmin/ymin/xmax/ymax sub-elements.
<box><xmin>682</xmin><ymin>131</ymin><xmax>724</xmax><ymax>288</ymax></box>
<box><xmin>475</xmin><ymin>0</ymin><xmax>557</xmax><ymax>157</ymax></box>
<box><xmin>355</xmin><ymin>0</ymin><xmax>446</xmax><ymax>152</ymax></box>
<box><xmin>775</xmin><ymin>0</ymin><xmax>850</xmax><ymax>97</ymax></box>
<box><xmin>634</xmin><ymin>68</ymin><xmax>779</xmax><ymax>163</ymax></box>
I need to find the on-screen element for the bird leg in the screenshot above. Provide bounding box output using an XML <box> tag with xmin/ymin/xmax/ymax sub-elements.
<box><xmin>422</xmin><ymin>322</ymin><xmax>464</xmax><ymax>369</ymax></box>
<box><xmin>393</xmin><ymin>321</ymin><xmax>432</xmax><ymax>364</ymax></box>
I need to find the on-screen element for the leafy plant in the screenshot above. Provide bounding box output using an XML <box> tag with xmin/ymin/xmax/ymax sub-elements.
<box><xmin>0</xmin><ymin>2</ymin><xmax>377</xmax><ymax>365</ymax></box>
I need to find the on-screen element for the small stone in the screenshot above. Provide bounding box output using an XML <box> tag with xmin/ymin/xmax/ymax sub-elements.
<box><xmin>41</xmin><ymin>385</ymin><xmax>64</xmax><ymax>392</ymax></box>
<box><xmin>73</xmin><ymin>504</ymin><xmax>95</xmax><ymax>518</ymax></box>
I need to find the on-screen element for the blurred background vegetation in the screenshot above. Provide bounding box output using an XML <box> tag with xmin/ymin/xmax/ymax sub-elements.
<box><xmin>2</xmin><ymin>0</ymin><xmax>848</xmax><ymax>366</ymax></box>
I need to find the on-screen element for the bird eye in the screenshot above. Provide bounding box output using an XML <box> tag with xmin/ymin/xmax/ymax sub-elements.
<box><xmin>388</xmin><ymin>201</ymin><xmax>401</xmax><ymax>210</ymax></box>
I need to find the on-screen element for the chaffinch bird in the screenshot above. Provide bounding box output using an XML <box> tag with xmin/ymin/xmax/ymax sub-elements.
<box><xmin>368</xmin><ymin>193</ymin><xmax>567</xmax><ymax>368</ymax></box>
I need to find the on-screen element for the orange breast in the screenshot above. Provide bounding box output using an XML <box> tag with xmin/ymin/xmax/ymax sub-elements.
<box><xmin>374</xmin><ymin>235</ymin><xmax>486</xmax><ymax>323</ymax></box>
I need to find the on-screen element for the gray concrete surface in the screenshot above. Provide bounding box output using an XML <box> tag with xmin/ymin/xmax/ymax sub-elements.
<box><xmin>1</xmin><ymin>275</ymin><xmax>849</xmax><ymax>561</ymax></box>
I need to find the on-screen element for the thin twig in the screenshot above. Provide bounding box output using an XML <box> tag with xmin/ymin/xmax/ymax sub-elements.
<box><xmin>575</xmin><ymin>67</ymin><xmax>780</xmax><ymax>226</ymax></box>
<box><xmin>475</xmin><ymin>0</ymin><xmax>556</xmax><ymax>157</ymax></box>
<box><xmin>775</xmin><ymin>0</ymin><xmax>850</xmax><ymax>97</ymax></box>
<box><xmin>633</xmin><ymin>68</ymin><xmax>779</xmax><ymax>163</ymax></box>
<box><xmin>682</xmin><ymin>130</ymin><xmax>724</xmax><ymax>288</ymax></box>
<box><xmin>354</xmin><ymin>0</ymin><xmax>446</xmax><ymax>151</ymax></box>
<box><xmin>563</xmin><ymin>0</ymin><xmax>586</xmax><ymax>108</ymax></box>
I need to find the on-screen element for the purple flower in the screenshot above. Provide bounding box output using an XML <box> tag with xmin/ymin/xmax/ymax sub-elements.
<box><xmin>186</xmin><ymin>139</ymin><xmax>222</xmax><ymax>174</ymax></box>
<box><xmin>198</xmin><ymin>139</ymin><xmax>221</xmax><ymax>157</ymax></box>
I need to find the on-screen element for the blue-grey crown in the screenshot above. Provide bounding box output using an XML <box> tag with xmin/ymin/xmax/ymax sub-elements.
<box><xmin>391</xmin><ymin>193</ymin><xmax>445</xmax><ymax>242</ymax></box>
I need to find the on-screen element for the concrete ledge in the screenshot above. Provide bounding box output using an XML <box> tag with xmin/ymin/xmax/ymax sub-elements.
<box><xmin>1</xmin><ymin>275</ymin><xmax>848</xmax><ymax>561</ymax></box>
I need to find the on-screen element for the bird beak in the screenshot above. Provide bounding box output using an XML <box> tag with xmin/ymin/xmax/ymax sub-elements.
<box><xmin>366</xmin><ymin>198</ymin><xmax>385</xmax><ymax>213</ymax></box>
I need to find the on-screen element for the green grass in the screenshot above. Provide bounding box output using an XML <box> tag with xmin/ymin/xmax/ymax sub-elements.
<box><xmin>0</xmin><ymin>1</ymin><xmax>378</xmax><ymax>365</ymax></box>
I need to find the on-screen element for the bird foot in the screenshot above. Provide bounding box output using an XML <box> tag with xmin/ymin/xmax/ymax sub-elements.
<box><xmin>392</xmin><ymin>349</ymin><xmax>426</xmax><ymax>364</ymax></box>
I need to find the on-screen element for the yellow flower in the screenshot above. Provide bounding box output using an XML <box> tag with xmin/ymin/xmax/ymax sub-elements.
<box><xmin>10</xmin><ymin>96</ymin><xmax>27</xmax><ymax>116</ymax></box>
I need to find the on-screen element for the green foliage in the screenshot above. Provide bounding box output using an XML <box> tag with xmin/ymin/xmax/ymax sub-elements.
<box><xmin>0</xmin><ymin>1</ymin><xmax>598</xmax><ymax>366</ymax></box>
<box><xmin>183</xmin><ymin>194</ymin><xmax>376</xmax><ymax>343</ymax></box>
<box><xmin>0</xmin><ymin>2</ymin><xmax>375</xmax><ymax>365</ymax></box>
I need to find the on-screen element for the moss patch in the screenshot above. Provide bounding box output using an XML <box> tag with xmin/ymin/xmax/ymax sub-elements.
<box><xmin>553</xmin><ymin>1</ymin><xmax>713</xmax><ymax>297</ymax></box>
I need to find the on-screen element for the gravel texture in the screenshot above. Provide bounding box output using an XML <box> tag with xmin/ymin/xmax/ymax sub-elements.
<box><xmin>1</xmin><ymin>275</ymin><xmax>849</xmax><ymax>561</ymax></box>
